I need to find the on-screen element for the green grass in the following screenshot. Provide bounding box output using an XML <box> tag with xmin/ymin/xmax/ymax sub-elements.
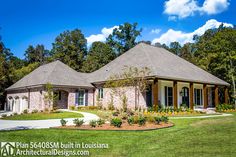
<box><xmin>1</xmin><ymin>111</ymin><xmax>83</xmax><ymax>120</ymax></box>
<box><xmin>0</xmin><ymin>112</ymin><xmax>235</xmax><ymax>156</ymax></box>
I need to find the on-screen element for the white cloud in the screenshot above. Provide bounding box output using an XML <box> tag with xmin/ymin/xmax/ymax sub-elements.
<box><xmin>86</xmin><ymin>26</ymin><xmax>118</xmax><ymax>45</ymax></box>
<box><xmin>152</xmin><ymin>19</ymin><xmax>233</xmax><ymax>45</ymax></box>
<box><xmin>150</xmin><ymin>29</ymin><xmax>161</xmax><ymax>34</ymax></box>
<box><xmin>201</xmin><ymin>0</ymin><xmax>230</xmax><ymax>14</ymax></box>
<box><xmin>164</xmin><ymin>0</ymin><xmax>230</xmax><ymax>20</ymax></box>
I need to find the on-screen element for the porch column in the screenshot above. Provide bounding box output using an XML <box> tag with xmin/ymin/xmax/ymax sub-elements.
<box><xmin>173</xmin><ymin>81</ymin><xmax>178</xmax><ymax>109</ymax></box>
<box><xmin>190</xmin><ymin>83</ymin><xmax>194</xmax><ymax>110</ymax></box>
<box><xmin>224</xmin><ymin>86</ymin><xmax>229</xmax><ymax>104</ymax></box>
<box><xmin>203</xmin><ymin>84</ymin><xmax>208</xmax><ymax>109</ymax></box>
<box><xmin>214</xmin><ymin>85</ymin><xmax>219</xmax><ymax>107</ymax></box>
<box><xmin>152</xmin><ymin>78</ymin><xmax>158</xmax><ymax>111</ymax></box>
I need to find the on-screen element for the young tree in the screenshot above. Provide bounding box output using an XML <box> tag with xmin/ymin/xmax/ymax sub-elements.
<box><xmin>51</xmin><ymin>29</ymin><xmax>87</xmax><ymax>71</ymax></box>
<box><xmin>43</xmin><ymin>82</ymin><xmax>58</xmax><ymax>112</ymax></box>
<box><xmin>106</xmin><ymin>22</ymin><xmax>142</xmax><ymax>55</ymax></box>
<box><xmin>105</xmin><ymin>66</ymin><xmax>151</xmax><ymax>110</ymax></box>
<box><xmin>81</xmin><ymin>42</ymin><xmax>116</xmax><ymax>72</ymax></box>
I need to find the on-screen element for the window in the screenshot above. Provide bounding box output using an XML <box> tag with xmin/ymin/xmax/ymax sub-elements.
<box><xmin>194</xmin><ymin>89</ymin><xmax>202</xmax><ymax>106</ymax></box>
<box><xmin>78</xmin><ymin>90</ymin><xmax>85</xmax><ymax>106</ymax></box>
<box><xmin>58</xmin><ymin>91</ymin><xmax>61</xmax><ymax>100</ymax></box>
<box><xmin>165</xmin><ymin>86</ymin><xmax>173</xmax><ymax>106</ymax></box>
<box><xmin>98</xmin><ymin>88</ymin><xmax>103</xmax><ymax>99</ymax></box>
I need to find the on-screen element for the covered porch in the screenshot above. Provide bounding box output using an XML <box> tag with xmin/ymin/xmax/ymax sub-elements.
<box><xmin>147</xmin><ymin>79</ymin><xmax>229</xmax><ymax>110</ymax></box>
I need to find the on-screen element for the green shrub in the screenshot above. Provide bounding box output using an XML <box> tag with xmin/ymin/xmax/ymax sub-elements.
<box><xmin>70</xmin><ymin>106</ymin><xmax>76</xmax><ymax>110</ymax></box>
<box><xmin>73</xmin><ymin>119</ymin><xmax>84</xmax><ymax>127</ymax></box>
<box><xmin>127</xmin><ymin>116</ymin><xmax>134</xmax><ymax>125</ymax></box>
<box><xmin>108</xmin><ymin>95</ymin><xmax>115</xmax><ymax>110</ymax></box>
<box><xmin>154</xmin><ymin>116</ymin><xmax>162</xmax><ymax>124</ymax></box>
<box><xmin>121</xmin><ymin>112</ymin><xmax>128</xmax><ymax>120</ymax></box>
<box><xmin>89</xmin><ymin>120</ymin><xmax>97</xmax><ymax>128</ymax></box>
<box><xmin>44</xmin><ymin>108</ymin><xmax>49</xmax><ymax>112</ymax></box>
<box><xmin>97</xmin><ymin>119</ymin><xmax>105</xmax><ymax>127</ymax></box>
<box><xmin>23</xmin><ymin>109</ymin><xmax>28</xmax><ymax>114</ymax></box>
<box><xmin>13</xmin><ymin>112</ymin><xmax>18</xmax><ymax>116</ymax></box>
<box><xmin>216</xmin><ymin>104</ymin><xmax>234</xmax><ymax>112</ymax></box>
<box><xmin>161</xmin><ymin>116</ymin><xmax>169</xmax><ymax>123</ymax></box>
<box><xmin>88</xmin><ymin>106</ymin><xmax>99</xmax><ymax>110</ymax></box>
<box><xmin>112</xmin><ymin>111</ymin><xmax>119</xmax><ymax>116</ymax></box>
<box><xmin>146</xmin><ymin>115</ymin><xmax>155</xmax><ymax>123</ymax></box>
<box><xmin>60</xmin><ymin>119</ymin><xmax>67</xmax><ymax>126</ymax></box>
<box><xmin>1</xmin><ymin>114</ymin><xmax>7</xmax><ymax>118</ymax></box>
<box><xmin>137</xmin><ymin>116</ymin><xmax>146</xmax><ymax>126</ymax></box>
<box><xmin>32</xmin><ymin>109</ymin><xmax>38</xmax><ymax>114</ymax></box>
<box><xmin>111</xmin><ymin>118</ymin><xmax>122</xmax><ymax>128</ymax></box>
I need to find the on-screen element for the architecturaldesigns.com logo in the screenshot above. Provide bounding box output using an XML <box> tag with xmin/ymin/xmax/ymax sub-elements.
<box><xmin>0</xmin><ymin>142</ymin><xmax>16</xmax><ymax>156</ymax></box>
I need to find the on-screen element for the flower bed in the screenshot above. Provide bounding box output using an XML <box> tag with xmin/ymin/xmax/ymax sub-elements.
<box><xmin>55</xmin><ymin>122</ymin><xmax>173</xmax><ymax>131</ymax></box>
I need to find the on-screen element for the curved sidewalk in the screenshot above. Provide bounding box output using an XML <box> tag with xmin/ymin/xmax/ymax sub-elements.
<box><xmin>170</xmin><ymin>113</ymin><xmax>233</xmax><ymax>119</ymax></box>
<box><xmin>0</xmin><ymin>109</ymin><xmax>99</xmax><ymax>131</ymax></box>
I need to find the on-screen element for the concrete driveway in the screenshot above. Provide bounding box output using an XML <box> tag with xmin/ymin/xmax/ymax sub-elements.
<box><xmin>0</xmin><ymin>109</ymin><xmax>99</xmax><ymax>131</ymax></box>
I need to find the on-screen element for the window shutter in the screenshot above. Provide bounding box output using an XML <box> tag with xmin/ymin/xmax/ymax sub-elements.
<box><xmin>75</xmin><ymin>91</ymin><xmax>78</xmax><ymax>106</ymax></box>
<box><xmin>85</xmin><ymin>89</ymin><xmax>88</xmax><ymax>106</ymax></box>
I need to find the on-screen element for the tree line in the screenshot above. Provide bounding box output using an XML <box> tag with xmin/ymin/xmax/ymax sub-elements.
<box><xmin>0</xmin><ymin>22</ymin><xmax>235</xmax><ymax>108</ymax></box>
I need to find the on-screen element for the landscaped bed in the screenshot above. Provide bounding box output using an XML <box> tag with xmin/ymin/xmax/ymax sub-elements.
<box><xmin>1</xmin><ymin>111</ymin><xmax>83</xmax><ymax>120</ymax></box>
<box><xmin>55</xmin><ymin>122</ymin><xmax>174</xmax><ymax>131</ymax></box>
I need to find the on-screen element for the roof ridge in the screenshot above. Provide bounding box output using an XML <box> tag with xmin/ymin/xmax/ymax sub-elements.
<box><xmin>42</xmin><ymin>61</ymin><xmax>59</xmax><ymax>84</ymax></box>
<box><xmin>140</xmin><ymin>43</ymin><xmax>157</xmax><ymax>75</ymax></box>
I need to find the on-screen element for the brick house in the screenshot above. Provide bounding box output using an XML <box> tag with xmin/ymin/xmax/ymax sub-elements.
<box><xmin>5</xmin><ymin>43</ymin><xmax>230</xmax><ymax>113</ymax></box>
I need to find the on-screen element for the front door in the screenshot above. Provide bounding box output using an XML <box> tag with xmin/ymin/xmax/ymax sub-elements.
<box><xmin>182</xmin><ymin>87</ymin><xmax>189</xmax><ymax>107</ymax></box>
<box><xmin>146</xmin><ymin>85</ymin><xmax>152</xmax><ymax>108</ymax></box>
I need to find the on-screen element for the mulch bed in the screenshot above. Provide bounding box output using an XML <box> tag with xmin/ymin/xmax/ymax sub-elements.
<box><xmin>54</xmin><ymin>122</ymin><xmax>174</xmax><ymax>131</ymax></box>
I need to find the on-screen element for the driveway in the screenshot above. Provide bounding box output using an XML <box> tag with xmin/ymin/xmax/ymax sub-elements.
<box><xmin>0</xmin><ymin>109</ymin><xmax>99</xmax><ymax>131</ymax></box>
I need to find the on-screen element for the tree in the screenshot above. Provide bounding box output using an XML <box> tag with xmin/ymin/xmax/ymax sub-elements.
<box><xmin>180</xmin><ymin>43</ymin><xmax>195</xmax><ymax>63</ymax></box>
<box><xmin>194</xmin><ymin>27</ymin><xmax>236</xmax><ymax>106</ymax></box>
<box><xmin>106</xmin><ymin>22</ymin><xmax>142</xmax><ymax>55</ymax></box>
<box><xmin>43</xmin><ymin>82</ymin><xmax>58</xmax><ymax>112</ymax></box>
<box><xmin>81</xmin><ymin>42</ymin><xmax>116</xmax><ymax>72</ymax></box>
<box><xmin>169</xmin><ymin>41</ymin><xmax>182</xmax><ymax>56</ymax></box>
<box><xmin>24</xmin><ymin>44</ymin><xmax>50</xmax><ymax>65</ymax></box>
<box><xmin>51</xmin><ymin>29</ymin><xmax>87</xmax><ymax>71</ymax></box>
<box><xmin>105</xmin><ymin>66</ymin><xmax>151</xmax><ymax>110</ymax></box>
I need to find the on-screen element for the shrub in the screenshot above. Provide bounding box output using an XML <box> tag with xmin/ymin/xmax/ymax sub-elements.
<box><xmin>60</xmin><ymin>119</ymin><xmax>67</xmax><ymax>126</ymax></box>
<box><xmin>73</xmin><ymin>118</ymin><xmax>84</xmax><ymax>127</ymax></box>
<box><xmin>97</xmin><ymin>119</ymin><xmax>105</xmax><ymax>127</ymax></box>
<box><xmin>32</xmin><ymin>109</ymin><xmax>38</xmax><ymax>114</ymax></box>
<box><xmin>13</xmin><ymin>112</ymin><xmax>18</xmax><ymax>116</ymax></box>
<box><xmin>137</xmin><ymin>116</ymin><xmax>146</xmax><ymax>126</ymax></box>
<box><xmin>88</xmin><ymin>106</ymin><xmax>99</xmax><ymax>110</ymax></box>
<box><xmin>111</xmin><ymin>118</ymin><xmax>122</xmax><ymax>128</ymax></box>
<box><xmin>154</xmin><ymin>116</ymin><xmax>162</xmax><ymax>124</ymax></box>
<box><xmin>112</xmin><ymin>111</ymin><xmax>120</xmax><ymax>116</ymax></box>
<box><xmin>126</xmin><ymin>109</ymin><xmax>134</xmax><ymax>116</ymax></box>
<box><xmin>146</xmin><ymin>115</ymin><xmax>155</xmax><ymax>123</ymax></box>
<box><xmin>127</xmin><ymin>116</ymin><xmax>134</xmax><ymax>125</ymax></box>
<box><xmin>1</xmin><ymin>114</ymin><xmax>7</xmax><ymax>118</ymax></box>
<box><xmin>44</xmin><ymin>108</ymin><xmax>49</xmax><ymax>112</ymax></box>
<box><xmin>23</xmin><ymin>109</ymin><xmax>28</xmax><ymax>114</ymax></box>
<box><xmin>133</xmin><ymin>115</ymin><xmax>139</xmax><ymax>124</ymax></box>
<box><xmin>120</xmin><ymin>112</ymin><xmax>128</xmax><ymax>120</ymax></box>
<box><xmin>216</xmin><ymin>104</ymin><xmax>234</xmax><ymax>112</ymax></box>
<box><xmin>70</xmin><ymin>106</ymin><xmax>75</xmax><ymax>110</ymax></box>
<box><xmin>108</xmin><ymin>95</ymin><xmax>115</xmax><ymax>110</ymax></box>
<box><xmin>161</xmin><ymin>116</ymin><xmax>169</xmax><ymax>123</ymax></box>
<box><xmin>89</xmin><ymin>120</ymin><xmax>97</xmax><ymax>128</ymax></box>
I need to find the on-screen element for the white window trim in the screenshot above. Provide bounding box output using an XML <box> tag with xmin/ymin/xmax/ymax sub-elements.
<box><xmin>194</xmin><ymin>88</ymin><xmax>203</xmax><ymax>106</ymax></box>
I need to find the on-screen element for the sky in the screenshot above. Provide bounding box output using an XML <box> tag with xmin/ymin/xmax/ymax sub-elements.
<box><xmin>0</xmin><ymin>0</ymin><xmax>235</xmax><ymax>59</ymax></box>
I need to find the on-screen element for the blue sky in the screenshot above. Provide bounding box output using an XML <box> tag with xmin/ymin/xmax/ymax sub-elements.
<box><xmin>1</xmin><ymin>0</ymin><xmax>235</xmax><ymax>58</ymax></box>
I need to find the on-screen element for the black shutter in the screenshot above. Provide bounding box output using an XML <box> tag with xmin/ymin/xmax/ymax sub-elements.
<box><xmin>165</xmin><ymin>86</ymin><xmax>167</xmax><ymax>106</ymax></box>
<box><xmin>85</xmin><ymin>89</ymin><xmax>88</xmax><ymax>106</ymax></box>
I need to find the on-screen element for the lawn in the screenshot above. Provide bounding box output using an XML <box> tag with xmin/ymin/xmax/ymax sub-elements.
<box><xmin>1</xmin><ymin>111</ymin><xmax>83</xmax><ymax>120</ymax></box>
<box><xmin>0</xmin><ymin>112</ymin><xmax>235</xmax><ymax>157</ymax></box>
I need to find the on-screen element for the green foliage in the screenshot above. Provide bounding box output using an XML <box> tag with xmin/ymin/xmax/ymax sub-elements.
<box><xmin>127</xmin><ymin>116</ymin><xmax>134</xmax><ymax>125</ymax></box>
<box><xmin>51</xmin><ymin>29</ymin><xmax>87</xmax><ymax>71</ymax></box>
<box><xmin>161</xmin><ymin>116</ymin><xmax>169</xmax><ymax>123</ymax></box>
<box><xmin>96</xmin><ymin>119</ymin><xmax>105</xmax><ymax>127</ymax></box>
<box><xmin>60</xmin><ymin>119</ymin><xmax>67</xmax><ymax>126</ymax></box>
<box><xmin>81</xmin><ymin>42</ymin><xmax>116</xmax><ymax>72</ymax></box>
<box><xmin>216</xmin><ymin>103</ymin><xmax>235</xmax><ymax>112</ymax></box>
<box><xmin>110</xmin><ymin>118</ymin><xmax>122</xmax><ymax>128</ymax></box>
<box><xmin>122</xmin><ymin>95</ymin><xmax>128</xmax><ymax>112</ymax></box>
<box><xmin>89</xmin><ymin>120</ymin><xmax>97</xmax><ymax>128</ymax></box>
<box><xmin>73</xmin><ymin>118</ymin><xmax>84</xmax><ymax>127</ymax></box>
<box><xmin>154</xmin><ymin>116</ymin><xmax>162</xmax><ymax>124</ymax></box>
<box><xmin>23</xmin><ymin>109</ymin><xmax>28</xmax><ymax>114</ymax></box>
<box><xmin>31</xmin><ymin>109</ymin><xmax>38</xmax><ymax>114</ymax></box>
<box><xmin>1</xmin><ymin>114</ymin><xmax>7</xmax><ymax>118</ymax></box>
<box><xmin>24</xmin><ymin>44</ymin><xmax>50</xmax><ymax>65</ymax></box>
<box><xmin>70</xmin><ymin>106</ymin><xmax>75</xmax><ymax>110</ymax></box>
<box><xmin>106</xmin><ymin>22</ymin><xmax>142</xmax><ymax>55</ymax></box>
<box><xmin>137</xmin><ymin>115</ymin><xmax>146</xmax><ymax>126</ymax></box>
<box><xmin>44</xmin><ymin>82</ymin><xmax>58</xmax><ymax>111</ymax></box>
